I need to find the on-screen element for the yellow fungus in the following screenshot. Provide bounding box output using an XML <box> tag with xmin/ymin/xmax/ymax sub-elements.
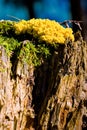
<box><xmin>14</xmin><ymin>18</ymin><xmax>74</xmax><ymax>44</ymax></box>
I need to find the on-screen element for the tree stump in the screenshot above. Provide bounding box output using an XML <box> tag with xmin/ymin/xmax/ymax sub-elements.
<box><xmin>0</xmin><ymin>20</ymin><xmax>87</xmax><ymax>130</ymax></box>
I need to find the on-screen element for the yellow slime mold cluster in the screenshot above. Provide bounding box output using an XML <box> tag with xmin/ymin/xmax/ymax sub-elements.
<box><xmin>14</xmin><ymin>18</ymin><xmax>74</xmax><ymax>44</ymax></box>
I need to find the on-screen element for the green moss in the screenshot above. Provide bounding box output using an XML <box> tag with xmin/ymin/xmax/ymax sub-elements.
<box><xmin>0</xmin><ymin>36</ymin><xmax>21</xmax><ymax>56</ymax></box>
<box><xmin>0</xmin><ymin>20</ymin><xmax>56</xmax><ymax>67</ymax></box>
<box><xmin>18</xmin><ymin>41</ymin><xmax>51</xmax><ymax>66</ymax></box>
<box><xmin>0</xmin><ymin>20</ymin><xmax>14</xmax><ymax>35</ymax></box>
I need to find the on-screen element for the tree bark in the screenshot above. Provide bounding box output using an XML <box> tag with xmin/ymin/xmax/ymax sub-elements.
<box><xmin>0</xmin><ymin>45</ymin><xmax>35</xmax><ymax>130</ymax></box>
<box><xmin>0</xmin><ymin>21</ymin><xmax>87</xmax><ymax>130</ymax></box>
<box><xmin>33</xmin><ymin>32</ymin><xmax>87</xmax><ymax>130</ymax></box>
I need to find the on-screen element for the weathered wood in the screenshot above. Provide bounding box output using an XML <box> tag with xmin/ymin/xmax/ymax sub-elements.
<box><xmin>33</xmin><ymin>33</ymin><xmax>87</xmax><ymax>130</ymax></box>
<box><xmin>0</xmin><ymin>45</ymin><xmax>35</xmax><ymax>130</ymax></box>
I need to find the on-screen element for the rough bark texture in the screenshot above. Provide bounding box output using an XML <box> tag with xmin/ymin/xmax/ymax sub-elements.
<box><xmin>33</xmin><ymin>33</ymin><xmax>87</xmax><ymax>130</ymax></box>
<box><xmin>0</xmin><ymin>30</ymin><xmax>87</xmax><ymax>130</ymax></box>
<box><xmin>0</xmin><ymin>46</ymin><xmax>35</xmax><ymax>130</ymax></box>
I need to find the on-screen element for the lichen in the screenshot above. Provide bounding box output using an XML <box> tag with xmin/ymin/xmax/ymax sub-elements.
<box><xmin>14</xmin><ymin>18</ymin><xmax>74</xmax><ymax>44</ymax></box>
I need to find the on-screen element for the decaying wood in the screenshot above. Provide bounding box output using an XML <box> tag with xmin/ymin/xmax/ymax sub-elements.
<box><xmin>0</xmin><ymin>46</ymin><xmax>35</xmax><ymax>130</ymax></box>
<box><xmin>33</xmin><ymin>32</ymin><xmax>87</xmax><ymax>130</ymax></box>
<box><xmin>0</xmin><ymin>31</ymin><xmax>87</xmax><ymax>130</ymax></box>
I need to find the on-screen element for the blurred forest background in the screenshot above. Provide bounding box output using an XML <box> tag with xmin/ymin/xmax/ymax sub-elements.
<box><xmin>0</xmin><ymin>0</ymin><xmax>87</xmax><ymax>41</ymax></box>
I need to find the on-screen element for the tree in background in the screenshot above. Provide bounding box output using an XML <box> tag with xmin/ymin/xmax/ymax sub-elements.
<box><xmin>70</xmin><ymin>0</ymin><xmax>87</xmax><ymax>42</ymax></box>
<box><xmin>4</xmin><ymin>0</ymin><xmax>35</xmax><ymax>19</ymax></box>
<box><xmin>70</xmin><ymin>0</ymin><xmax>82</xmax><ymax>31</ymax></box>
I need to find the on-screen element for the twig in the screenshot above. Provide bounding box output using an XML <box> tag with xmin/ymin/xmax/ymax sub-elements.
<box><xmin>60</xmin><ymin>20</ymin><xmax>84</xmax><ymax>30</ymax></box>
<box><xmin>7</xmin><ymin>15</ymin><xmax>21</xmax><ymax>21</ymax></box>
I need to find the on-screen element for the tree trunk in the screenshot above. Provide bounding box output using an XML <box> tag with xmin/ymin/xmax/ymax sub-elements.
<box><xmin>33</xmin><ymin>32</ymin><xmax>87</xmax><ymax>130</ymax></box>
<box><xmin>0</xmin><ymin>20</ymin><xmax>87</xmax><ymax>130</ymax></box>
<box><xmin>70</xmin><ymin>0</ymin><xmax>87</xmax><ymax>42</ymax></box>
